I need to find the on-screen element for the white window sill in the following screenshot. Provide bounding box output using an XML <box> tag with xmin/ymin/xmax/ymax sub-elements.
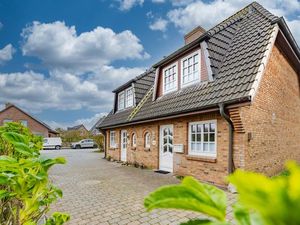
<box><xmin>186</xmin><ymin>154</ymin><xmax>217</xmax><ymax>163</ymax></box>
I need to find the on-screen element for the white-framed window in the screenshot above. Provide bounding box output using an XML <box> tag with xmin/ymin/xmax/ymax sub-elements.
<box><xmin>20</xmin><ymin>120</ymin><xmax>28</xmax><ymax>127</ymax></box>
<box><xmin>3</xmin><ymin>119</ymin><xmax>13</xmax><ymax>124</ymax></box>
<box><xmin>181</xmin><ymin>50</ymin><xmax>200</xmax><ymax>87</ymax></box>
<box><xmin>188</xmin><ymin>120</ymin><xmax>216</xmax><ymax>157</ymax></box>
<box><xmin>110</xmin><ymin>131</ymin><xmax>116</xmax><ymax>148</ymax></box>
<box><xmin>118</xmin><ymin>92</ymin><xmax>125</xmax><ymax>110</ymax></box>
<box><xmin>126</xmin><ymin>88</ymin><xmax>134</xmax><ymax>107</ymax></box>
<box><xmin>118</xmin><ymin>87</ymin><xmax>134</xmax><ymax>111</ymax></box>
<box><xmin>132</xmin><ymin>133</ymin><xmax>137</xmax><ymax>147</ymax></box>
<box><xmin>145</xmin><ymin>132</ymin><xmax>151</xmax><ymax>148</ymax></box>
<box><xmin>163</xmin><ymin>63</ymin><xmax>178</xmax><ymax>94</ymax></box>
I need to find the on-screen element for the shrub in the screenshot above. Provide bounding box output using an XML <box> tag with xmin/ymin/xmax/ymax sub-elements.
<box><xmin>0</xmin><ymin>122</ymin><xmax>69</xmax><ymax>225</ymax></box>
<box><xmin>144</xmin><ymin>161</ymin><xmax>300</xmax><ymax>225</ymax></box>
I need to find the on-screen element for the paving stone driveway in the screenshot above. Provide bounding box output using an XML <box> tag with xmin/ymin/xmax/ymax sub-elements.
<box><xmin>43</xmin><ymin>149</ymin><xmax>235</xmax><ymax>225</ymax></box>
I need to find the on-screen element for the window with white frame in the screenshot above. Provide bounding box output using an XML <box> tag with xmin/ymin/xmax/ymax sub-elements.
<box><xmin>181</xmin><ymin>51</ymin><xmax>200</xmax><ymax>87</ymax></box>
<box><xmin>126</xmin><ymin>88</ymin><xmax>134</xmax><ymax>107</ymax></box>
<box><xmin>189</xmin><ymin>121</ymin><xmax>216</xmax><ymax>157</ymax></box>
<box><xmin>110</xmin><ymin>131</ymin><xmax>116</xmax><ymax>148</ymax></box>
<box><xmin>20</xmin><ymin>120</ymin><xmax>28</xmax><ymax>127</ymax></box>
<box><xmin>118</xmin><ymin>92</ymin><xmax>125</xmax><ymax>110</ymax></box>
<box><xmin>132</xmin><ymin>133</ymin><xmax>137</xmax><ymax>147</ymax></box>
<box><xmin>3</xmin><ymin>119</ymin><xmax>13</xmax><ymax>124</ymax></box>
<box><xmin>163</xmin><ymin>63</ymin><xmax>177</xmax><ymax>94</ymax></box>
<box><xmin>118</xmin><ymin>87</ymin><xmax>134</xmax><ymax>110</ymax></box>
<box><xmin>145</xmin><ymin>132</ymin><xmax>151</xmax><ymax>148</ymax></box>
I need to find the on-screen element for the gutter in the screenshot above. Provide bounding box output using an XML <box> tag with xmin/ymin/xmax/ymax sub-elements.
<box><xmin>272</xmin><ymin>17</ymin><xmax>300</xmax><ymax>60</ymax></box>
<box><xmin>219</xmin><ymin>103</ymin><xmax>234</xmax><ymax>174</ymax></box>
<box><xmin>99</xmin><ymin>97</ymin><xmax>251</xmax><ymax>130</ymax></box>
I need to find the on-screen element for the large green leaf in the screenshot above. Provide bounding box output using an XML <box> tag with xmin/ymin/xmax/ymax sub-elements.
<box><xmin>181</xmin><ymin>219</ymin><xmax>230</xmax><ymax>225</ymax></box>
<box><xmin>2</xmin><ymin>131</ymin><xmax>27</xmax><ymax>144</ymax></box>
<box><xmin>45</xmin><ymin>212</ymin><xmax>70</xmax><ymax>225</ymax></box>
<box><xmin>228</xmin><ymin>161</ymin><xmax>300</xmax><ymax>225</ymax></box>
<box><xmin>144</xmin><ymin>176</ymin><xmax>227</xmax><ymax>221</ymax></box>
<box><xmin>14</xmin><ymin>142</ymin><xmax>34</xmax><ymax>156</ymax></box>
<box><xmin>0</xmin><ymin>189</ymin><xmax>10</xmax><ymax>199</ymax></box>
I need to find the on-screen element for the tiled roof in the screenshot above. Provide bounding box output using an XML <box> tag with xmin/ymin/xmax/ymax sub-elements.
<box><xmin>99</xmin><ymin>69</ymin><xmax>155</xmax><ymax>128</ymax></box>
<box><xmin>133</xmin><ymin>69</ymin><xmax>156</xmax><ymax>104</ymax></box>
<box><xmin>67</xmin><ymin>124</ymin><xmax>87</xmax><ymax>131</ymax></box>
<box><xmin>0</xmin><ymin>103</ymin><xmax>58</xmax><ymax>133</ymax></box>
<box><xmin>98</xmin><ymin>2</ymin><xmax>285</xmax><ymax>129</ymax></box>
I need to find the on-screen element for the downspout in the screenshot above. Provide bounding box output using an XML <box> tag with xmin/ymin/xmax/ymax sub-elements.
<box><xmin>219</xmin><ymin>103</ymin><xmax>234</xmax><ymax>174</ymax></box>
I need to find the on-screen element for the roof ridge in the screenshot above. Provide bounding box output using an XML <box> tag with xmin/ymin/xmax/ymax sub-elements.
<box><xmin>211</xmin><ymin>2</ymin><xmax>278</xmax><ymax>77</ymax></box>
<box><xmin>251</xmin><ymin>2</ymin><xmax>279</xmax><ymax>22</ymax></box>
<box><xmin>207</xmin><ymin>2</ymin><xmax>253</xmax><ymax>36</ymax></box>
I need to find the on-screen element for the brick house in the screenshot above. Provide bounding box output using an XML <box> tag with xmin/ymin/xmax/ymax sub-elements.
<box><xmin>67</xmin><ymin>124</ymin><xmax>89</xmax><ymax>136</ymax></box>
<box><xmin>0</xmin><ymin>103</ymin><xmax>58</xmax><ymax>137</ymax></box>
<box><xmin>98</xmin><ymin>2</ymin><xmax>300</xmax><ymax>187</ymax></box>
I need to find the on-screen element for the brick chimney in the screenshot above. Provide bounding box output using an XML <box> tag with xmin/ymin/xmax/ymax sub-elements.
<box><xmin>184</xmin><ymin>26</ymin><xmax>206</xmax><ymax>45</ymax></box>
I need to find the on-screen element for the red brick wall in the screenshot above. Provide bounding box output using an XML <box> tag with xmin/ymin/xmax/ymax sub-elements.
<box><xmin>239</xmin><ymin>43</ymin><xmax>300</xmax><ymax>175</ymax></box>
<box><xmin>0</xmin><ymin>106</ymin><xmax>50</xmax><ymax>137</ymax></box>
<box><xmin>105</xmin><ymin>112</ymin><xmax>232</xmax><ymax>186</ymax></box>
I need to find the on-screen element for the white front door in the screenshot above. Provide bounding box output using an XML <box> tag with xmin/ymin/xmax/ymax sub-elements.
<box><xmin>159</xmin><ymin>125</ymin><xmax>174</xmax><ymax>172</ymax></box>
<box><xmin>121</xmin><ymin>130</ymin><xmax>127</xmax><ymax>161</ymax></box>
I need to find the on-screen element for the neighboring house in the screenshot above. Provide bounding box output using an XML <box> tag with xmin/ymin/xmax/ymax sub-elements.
<box><xmin>0</xmin><ymin>103</ymin><xmax>58</xmax><ymax>137</ymax></box>
<box><xmin>98</xmin><ymin>2</ymin><xmax>300</xmax><ymax>187</ymax></box>
<box><xmin>90</xmin><ymin>116</ymin><xmax>106</xmax><ymax>135</ymax></box>
<box><xmin>67</xmin><ymin>124</ymin><xmax>89</xmax><ymax>136</ymax></box>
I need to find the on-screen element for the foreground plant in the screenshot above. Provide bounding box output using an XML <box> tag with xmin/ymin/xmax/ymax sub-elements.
<box><xmin>144</xmin><ymin>162</ymin><xmax>300</xmax><ymax>225</ymax></box>
<box><xmin>0</xmin><ymin>122</ymin><xmax>69</xmax><ymax>225</ymax></box>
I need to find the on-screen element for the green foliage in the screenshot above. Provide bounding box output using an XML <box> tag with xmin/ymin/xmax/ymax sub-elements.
<box><xmin>144</xmin><ymin>161</ymin><xmax>300</xmax><ymax>225</ymax></box>
<box><xmin>92</xmin><ymin>134</ymin><xmax>104</xmax><ymax>151</ymax></box>
<box><xmin>145</xmin><ymin>176</ymin><xmax>226</xmax><ymax>221</ymax></box>
<box><xmin>45</xmin><ymin>212</ymin><xmax>70</xmax><ymax>225</ymax></box>
<box><xmin>0</xmin><ymin>122</ymin><xmax>42</xmax><ymax>157</ymax></box>
<box><xmin>58</xmin><ymin>129</ymin><xmax>91</xmax><ymax>147</ymax></box>
<box><xmin>0</xmin><ymin>122</ymin><xmax>69</xmax><ymax>225</ymax></box>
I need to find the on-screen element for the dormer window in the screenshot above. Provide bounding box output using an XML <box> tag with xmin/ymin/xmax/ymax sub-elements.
<box><xmin>118</xmin><ymin>92</ymin><xmax>125</xmax><ymax>110</ymax></box>
<box><xmin>118</xmin><ymin>87</ymin><xmax>134</xmax><ymax>111</ymax></box>
<box><xmin>126</xmin><ymin>88</ymin><xmax>133</xmax><ymax>107</ymax></box>
<box><xmin>163</xmin><ymin>63</ymin><xmax>178</xmax><ymax>94</ymax></box>
<box><xmin>181</xmin><ymin>51</ymin><xmax>200</xmax><ymax>87</ymax></box>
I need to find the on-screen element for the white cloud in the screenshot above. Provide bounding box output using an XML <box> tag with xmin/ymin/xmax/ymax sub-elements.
<box><xmin>171</xmin><ymin>0</ymin><xmax>196</xmax><ymax>6</ymax></box>
<box><xmin>149</xmin><ymin>18</ymin><xmax>168</xmax><ymax>32</ymax></box>
<box><xmin>46</xmin><ymin>112</ymin><xmax>107</xmax><ymax>130</ymax></box>
<box><xmin>73</xmin><ymin>113</ymin><xmax>107</xmax><ymax>130</ymax></box>
<box><xmin>119</xmin><ymin>0</ymin><xmax>144</xmax><ymax>11</ymax></box>
<box><xmin>21</xmin><ymin>21</ymin><xmax>149</xmax><ymax>74</ymax></box>
<box><xmin>152</xmin><ymin>0</ymin><xmax>165</xmax><ymax>3</ymax></box>
<box><xmin>0</xmin><ymin>66</ymin><xmax>145</xmax><ymax>113</ymax></box>
<box><xmin>287</xmin><ymin>19</ymin><xmax>300</xmax><ymax>46</ymax></box>
<box><xmin>0</xmin><ymin>44</ymin><xmax>15</xmax><ymax>65</ymax></box>
<box><xmin>167</xmin><ymin>0</ymin><xmax>300</xmax><ymax>44</ymax></box>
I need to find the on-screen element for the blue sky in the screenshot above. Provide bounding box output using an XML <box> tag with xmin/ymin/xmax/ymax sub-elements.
<box><xmin>0</xmin><ymin>0</ymin><xmax>299</xmax><ymax>129</ymax></box>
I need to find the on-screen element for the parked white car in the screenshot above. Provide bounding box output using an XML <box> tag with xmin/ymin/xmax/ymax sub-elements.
<box><xmin>43</xmin><ymin>137</ymin><xmax>62</xmax><ymax>150</ymax></box>
<box><xmin>71</xmin><ymin>139</ymin><xmax>97</xmax><ymax>149</ymax></box>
